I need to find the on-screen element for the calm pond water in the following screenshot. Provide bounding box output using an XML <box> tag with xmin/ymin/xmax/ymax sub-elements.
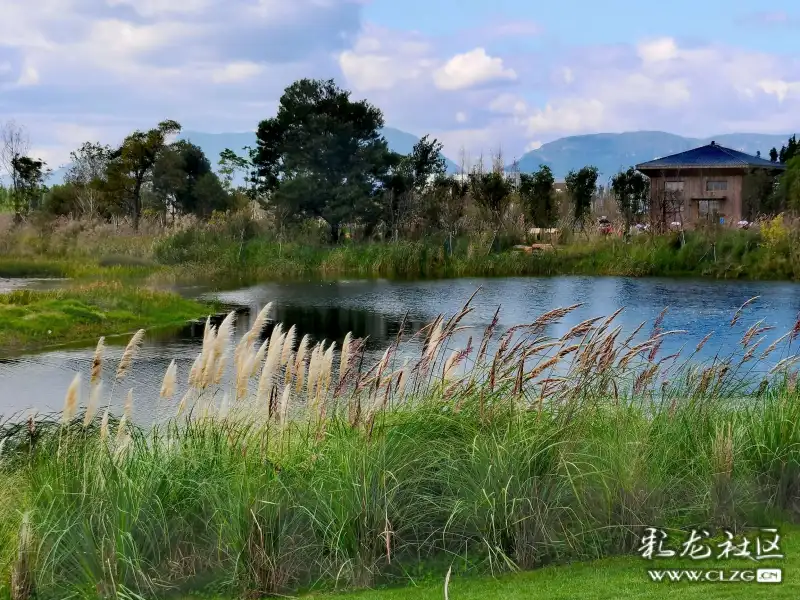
<box><xmin>2</xmin><ymin>276</ymin><xmax>800</xmax><ymax>421</ymax></box>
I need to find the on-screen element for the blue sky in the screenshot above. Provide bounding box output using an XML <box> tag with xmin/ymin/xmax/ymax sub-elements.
<box><xmin>0</xmin><ymin>0</ymin><xmax>798</xmax><ymax>168</ymax></box>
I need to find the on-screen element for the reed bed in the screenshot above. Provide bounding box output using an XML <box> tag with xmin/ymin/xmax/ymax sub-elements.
<box><xmin>2</xmin><ymin>296</ymin><xmax>800</xmax><ymax>599</ymax></box>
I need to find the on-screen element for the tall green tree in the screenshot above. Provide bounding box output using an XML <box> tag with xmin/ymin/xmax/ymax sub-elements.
<box><xmin>253</xmin><ymin>78</ymin><xmax>391</xmax><ymax>242</ymax></box>
<box><xmin>565</xmin><ymin>166</ymin><xmax>599</xmax><ymax>229</ymax></box>
<box><xmin>776</xmin><ymin>156</ymin><xmax>800</xmax><ymax>212</ymax></box>
<box><xmin>218</xmin><ymin>146</ymin><xmax>258</xmax><ymax>197</ymax></box>
<box><xmin>152</xmin><ymin>140</ymin><xmax>231</xmax><ymax>219</ymax></box>
<box><xmin>105</xmin><ymin>120</ymin><xmax>181</xmax><ymax>230</ymax></box>
<box><xmin>9</xmin><ymin>155</ymin><xmax>48</xmax><ymax>216</ymax></box>
<box><xmin>610</xmin><ymin>167</ymin><xmax>650</xmax><ymax>234</ymax></box>
<box><xmin>519</xmin><ymin>165</ymin><xmax>557</xmax><ymax>227</ymax></box>
<box><xmin>383</xmin><ymin>135</ymin><xmax>447</xmax><ymax>239</ymax></box>
<box><xmin>468</xmin><ymin>170</ymin><xmax>513</xmax><ymax>231</ymax></box>
<box><xmin>769</xmin><ymin>135</ymin><xmax>798</xmax><ymax>165</ymax></box>
<box><xmin>64</xmin><ymin>141</ymin><xmax>113</xmax><ymax>217</ymax></box>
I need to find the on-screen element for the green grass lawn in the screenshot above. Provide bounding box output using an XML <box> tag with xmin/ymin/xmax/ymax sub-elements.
<box><xmin>178</xmin><ymin>527</ymin><xmax>800</xmax><ymax>600</ymax></box>
<box><xmin>295</xmin><ymin>528</ymin><xmax>799</xmax><ymax>600</ymax></box>
<box><xmin>0</xmin><ymin>281</ymin><xmax>215</xmax><ymax>353</ymax></box>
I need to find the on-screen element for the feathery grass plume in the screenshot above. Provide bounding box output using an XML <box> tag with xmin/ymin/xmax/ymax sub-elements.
<box><xmin>396</xmin><ymin>359</ymin><xmax>410</xmax><ymax>397</ymax></box>
<box><xmin>213</xmin><ymin>351</ymin><xmax>228</xmax><ymax>385</ymax></box>
<box><xmin>279</xmin><ymin>383</ymin><xmax>291</xmax><ymax>425</ymax></box>
<box><xmin>294</xmin><ymin>334</ymin><xmax>311</xmax><ymax>391</ymax></box>
<box><xmin>202</xmin><ymin>316</ymin><xmax>212</xmax><ymax>346</ymax></box>
<box><xmin>321</xmin><ymin>342</ymin><xmax>336</xmax><ymax>398</ymax></box>
<box><xmin>115</xmin><ymin>414</ymin><xmax>128</xmax><ymax>444</ymax></box>
<box><xmin>695</xmin><ymin>332</ymin><xmax>714</xmax><ymax>353</ymax></box>
<box><xmin>281</xmin><ymin>325</ymin><xmax>297</xmax><ymax>366</ymax></box>
<box><xmin>100</xmin><ymin>408</ymin><xmax>109</xmax><ymax>441</ymax></box>
<box><xmin>83</xmin><ymin>380</ymin><xmax>103</xmax><ymax>427</ymax></box>
<box><xmin>214</xmin><ymin>310</ymin><xmax>237</xmax><ymax>357</ymax></box>
<box><xmin>257</xmin><ymin>347</ymin><xmax>278</xmax><ymax>406</ymax></box>
<box><xmin>248</xmin><ymin>301</ymin><xmax>273</xmax><ymax>339</ymax></box>
<box><xmin>761</xmin><ymin>332</ymin><xmax>790</xmax><ymax>359</ymax></box>
<box><xmin>124</xmin><ymin>388</ymin><xmax>134</xmax><ymax>420</ymax></box>
<box><xmin>307</xmin><ymin>343</ymin><xmax>322</xmax><ymax>403</ymax></box>
<box><xmin>233</xmin><ymin>331</ymin><xmax>252</xmax><ymax>376</ymax></box>
<box><xmin>91</xmin><ymin>337</ymin><xmax>105</xmax><ymax>384</ymax></box>
<box><xmin>116</xmin><ymin>329</ymin><xmax>145</xmax><ymax>381</ymax></box>
<box><xmin>264</xmin><ymin>328</ymin><xmax>286</xmax><ymax>381</ymax></box>
<box><xmin>730</xmin><ymin>296</ymin><xmax>760</xmax><ymax>327</ymax></box>
<box><xmin>0</xmin><ymin>437</ymin><xmax>5</xmax><ymax>462</ymax></box>
<box><xmin>424</xmin><ymin>318</ymin><xmax>443</xmax><ymax>361</ymax></box>
<box><xmin>247</xmin><ymin>338</ymin><xmax>269</xmax><ymax>378</ymax></box>
<box><xmin>160</xmin><ymin>359</ymin><xmax>178</xmax><ymax>399</ymax></box>
<box><xmin>339</xmin><ymin>332</ymin><xmax>352</xmax><ymax>384</ymax></box>
<box><xmin>188</xmin><ymin>352</ymin><xmax>202</xmax><ymax>388</ymax></box>
<box><xmin>267</xmin><ymin>323</ymin><xmax>283</xmax><ymax>361</ymax></box>
<box><xmin>199</xmin><ymin>325</ymin><xmax>217</xmax><ymax>378</ymax></box>
<box><xmin>62</xmin><ymin>373</ymin><xmax>81</xmax><ymax>424</ymax></box>
<box><xmin>443</xmin><ymin>350</ymin><xmax>460</xmax><ymax>381</ymax></box>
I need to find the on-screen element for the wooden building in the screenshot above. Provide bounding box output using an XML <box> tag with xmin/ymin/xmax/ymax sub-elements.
<box><xmin>635</xmin><ymin>141</ymin><xmax>786</xmax><ymax>227</ymax></box>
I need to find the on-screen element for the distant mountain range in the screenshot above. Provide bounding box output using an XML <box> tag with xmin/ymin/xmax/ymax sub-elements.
<box><xmin>40</xmin><ymin>129</ymin><xmax>797</xmax><ymax>186</ymax></box>
<box><xmin>513</xmin><ymin>131</ymin><xmax>797</xmax><ymax>181</ymax></box>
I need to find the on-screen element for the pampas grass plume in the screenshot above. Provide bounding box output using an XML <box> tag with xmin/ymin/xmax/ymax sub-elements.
<box><xmin>161</xmin><ymin>359</ymin><xmax>177</xmax><ymax>399</ymax></box>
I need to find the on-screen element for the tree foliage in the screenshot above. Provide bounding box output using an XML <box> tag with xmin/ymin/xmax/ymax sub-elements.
<box><xmin>253</xmin><ymin>78</ymin><xmax>392</xmax><ymax>241</ymax></box>
<box><xmin>519</xmin><ymin>165</ymin><xmax>557</xmax><ymax>227</ymax></box>
<box><xmin>610</xmin><ymin>167</ymin><xmax>649</xmax><ymax>231</ymax></box>
<box><xmin>152</xmin><ymin>140</ymin><xmax>232</xmax><ymax>218</ymax></box>
<box><xmin>105</xmin><ymin>120</ymin><xmax>182</xmax><ymax>229</ymax></box>
<box><xmin>565</xmin><ymin>166</ymin><xmax>599</xmax><ymax>227</ymax></box>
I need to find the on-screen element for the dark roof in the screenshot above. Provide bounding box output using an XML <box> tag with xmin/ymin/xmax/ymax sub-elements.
<box><xmin>635</xmin><ymin>142</ymin><xmax>787</xmax><ymax>171</ymax></box>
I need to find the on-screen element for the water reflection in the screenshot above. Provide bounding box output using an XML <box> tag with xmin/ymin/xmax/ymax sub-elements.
<box><xmin>2</xmin><ymin>276</ymin><xmax>800</xmax><ymax>420</ymax></box>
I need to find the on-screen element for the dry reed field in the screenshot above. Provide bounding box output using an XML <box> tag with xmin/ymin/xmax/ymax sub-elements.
<box><xmin>2</xmin><ymin>295</ymin><xmax>800</xmax><ymax>599</ymax></box>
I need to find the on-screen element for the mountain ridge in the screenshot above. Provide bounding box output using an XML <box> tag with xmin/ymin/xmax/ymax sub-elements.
<box><xmin>35</xmin><ymin>129</ymin><xmax>799</xmax><ymax>187</ymax></box>
<box><xmin>513</xmin><ymin>131</ymin><xmax>797</xmax><ymax>180</ymax></box>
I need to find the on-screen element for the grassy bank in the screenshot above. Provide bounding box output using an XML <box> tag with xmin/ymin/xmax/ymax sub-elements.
<box><xmin>3</xmin><ymin>214</ymin><xmax>800</xmax><ymax>284</ymax></box>
<box><xmin>2</xmin><ymin>298</ymin><xmax>800</xmax><ymax>599</ymax></box>
<box><xmin>0</xmin><ymin>282</ymin><xmax>215</xmax><ymax>353</ymax></box>
<box><xmin>149</xmin><ymin>224</ymin><xmax>800</xmax><ymax>283</ymax></box>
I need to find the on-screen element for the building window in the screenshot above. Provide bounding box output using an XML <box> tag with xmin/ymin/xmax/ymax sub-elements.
<box><xmin>706</xmin><ymin>180</ymin><xmax>727</xmax><ymax>191</ymax></box>
<box><xmin>698</xmin><ymin>199</ymin><xmax>723</xmax><ymax>219</ymax></box>
<box><xmin>665</xmin><ymin>181</ymin><xmax>684</xmax><ymax>191</ymax></box>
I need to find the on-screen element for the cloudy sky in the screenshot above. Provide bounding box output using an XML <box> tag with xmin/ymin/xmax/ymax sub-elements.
<box><xmin>1</xmin><ymin>0</ymin><xmax>799</xmax><ymax>168</ymax></box>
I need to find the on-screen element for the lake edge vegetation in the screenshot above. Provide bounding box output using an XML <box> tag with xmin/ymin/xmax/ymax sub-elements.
<box><xmin>0</xmin><ymin>282</ymin><xmax>216</xmax><ymax>354</ymax></box>
<box><xmin>1</xmin><ymin>79</ymin><xmax>800</xmax><ymax>285</ymax></box>
<box><xmin>2</xmin><ymin>296</ymin><xmax>800</xmax><ymax>599</ymax></box>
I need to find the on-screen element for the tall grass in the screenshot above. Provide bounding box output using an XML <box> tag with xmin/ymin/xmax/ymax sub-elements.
<box><xmin>2</xmin><ymin>296</ymin><xmax>800</xmax><ymax>599</ymax></box>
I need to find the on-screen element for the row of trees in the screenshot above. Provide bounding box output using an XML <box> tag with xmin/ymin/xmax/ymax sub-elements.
<box><xmin>0</xmin><ymin>119</ymin><xmax>237</xmax><ymax>227</ymax></box>
<box><xmin>25</xmin><ymin>78</ymin><xmax>786</xmax><ymax>241</ymax></box>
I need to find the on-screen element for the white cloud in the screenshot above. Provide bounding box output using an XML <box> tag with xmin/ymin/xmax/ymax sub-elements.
<box><xmin>105</xmin><ymin>0</ymin><xmax>212</xmax><ymax>16</ymax></box>
<box><xmin>338</xmin><ymin>26</ymin><xmax>434</xmax><ymax>91</ymax></box>
<box><xmin>562</xmin><ymin>67</ymin><xmax>574</xmax><ymax>83</ymax></box>
<box><xmin>638</xmin><ymin>37</ymin><xmax>679</xmax><ymax>62</ymax></box>
<box><xmin>523</xmin><ymin>98</ymin><xmax>606</xmax><ymax>135</ymax></box>
<box><xmin>434</xmin><ymin>48</ymin><xmax>516</xmax><ymax>90</ymax></box>
<box><xmin>525</xmin><ymin>140</ymin><xmax>542</xmax><ymax>151</ymax></box>
<box><xmin>759</xmin><ymin>79</ymin><xmax>800</xmax><ymax>102</ymax></box>
<box><xmin>455</xmin><ymin>111</ymin><xmax>467</xmax><ymax>123</ymax></box>
<box><xmin>211</xmin><ymin>61</ymin><xmax>263</xmax><ymax>83</ymax></box>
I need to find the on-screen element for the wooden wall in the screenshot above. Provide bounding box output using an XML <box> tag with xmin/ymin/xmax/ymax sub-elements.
<box><xmin>643</xmin><ymin>168</ymin><xmax>746</xmax><ymax>227</ymax></box>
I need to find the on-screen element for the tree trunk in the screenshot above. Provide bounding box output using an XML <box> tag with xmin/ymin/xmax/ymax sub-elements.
<box><xmin>330</xmin><ymin>221</ymin><xmax>340</xmax><ymax>244</ymax></box>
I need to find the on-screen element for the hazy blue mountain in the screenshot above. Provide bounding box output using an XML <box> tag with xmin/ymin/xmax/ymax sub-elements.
<box><xmin>43</xmin><ymin>127</ymin><xmax>459</xmax><ymax>186</ymax></box>
<box><xmin>37</xmin><ymin>130</ymin><xmax>797</xmax><ymax>187</ymax></box>
<box><xmin>514</xmin><ymin>131</ymin><xmax>797</xmax><ymax>181</ymax></box>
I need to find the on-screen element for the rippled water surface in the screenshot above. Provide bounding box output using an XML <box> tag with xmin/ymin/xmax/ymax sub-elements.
<box><xmin>3</xmin><ymin>276</ymin><xmax>800</xmax><ymax>420</ymax></box>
